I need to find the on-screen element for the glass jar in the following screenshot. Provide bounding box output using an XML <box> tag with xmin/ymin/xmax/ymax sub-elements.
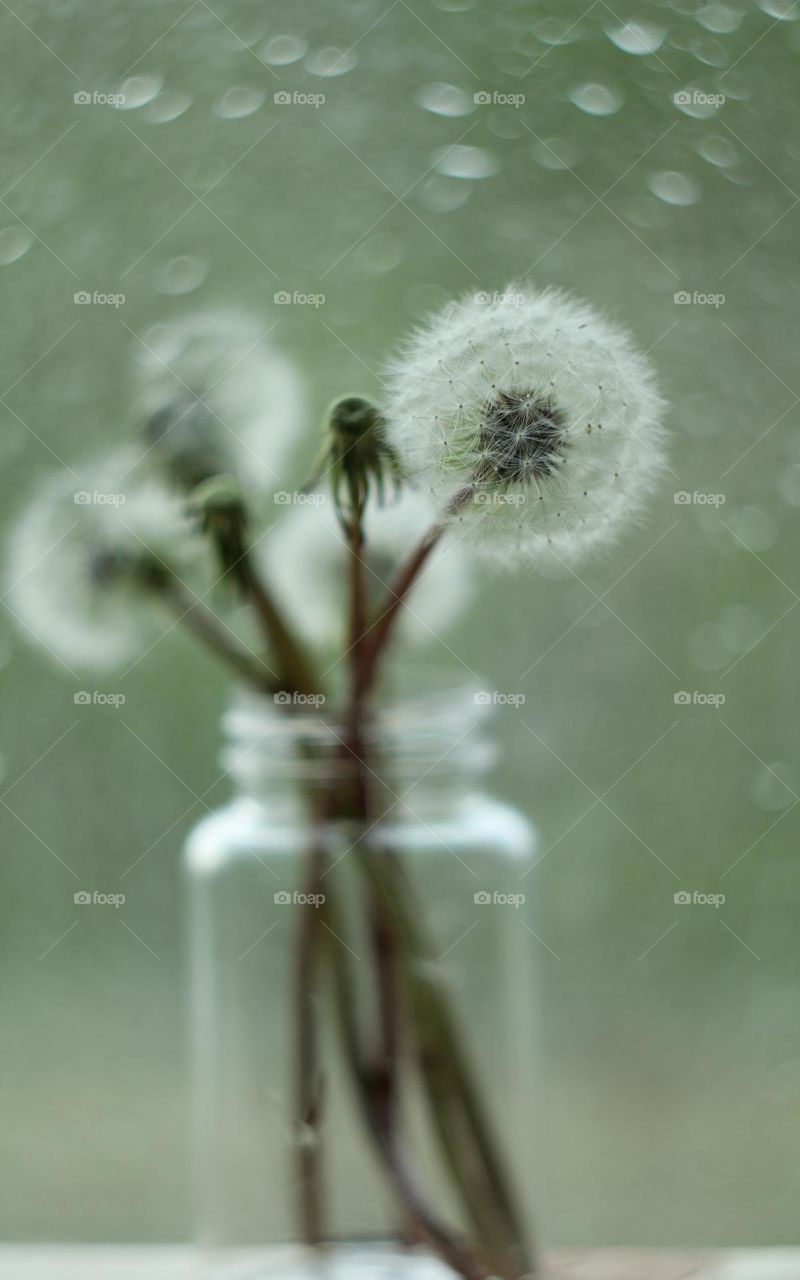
<box><xmin>185</xmin><ymin>683</ymin><xmax>539</xmax><ymax>1279</ymax></box>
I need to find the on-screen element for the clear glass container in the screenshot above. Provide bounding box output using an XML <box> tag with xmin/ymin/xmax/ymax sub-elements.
<box><xmin>185</xmin><ymin>683</ymin><xmax>539</xmax><ymax>1279</ymax></box>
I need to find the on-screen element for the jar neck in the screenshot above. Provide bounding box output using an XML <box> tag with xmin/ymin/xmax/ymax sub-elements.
<box><xmin>220</xmin><ymin>684</ymin><xmax>496</xmax><ymax>816</ymax></box>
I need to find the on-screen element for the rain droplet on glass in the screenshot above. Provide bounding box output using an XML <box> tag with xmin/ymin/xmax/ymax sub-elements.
<box><xmin>141</xmin><ymin>90</ymin><xmax>192</xmax><ymax>125</ymax></box>
<box><xmin>118</xmin><ymin>75</ymin><xmax>163</xmax><ymax>110</ymax></box>
<box><xmin>753</xmin><ymin>763</ymin><xmax>796</xmax><ymax>812</ymax></box>
<box><xmin>259</xmin><ymin>35</ymin><xmax>308</xmax><ymax>66</ymax></box>
<box><xmin>696</xmin><ymin>4</ymin><xmax>743</xmax><ymax>33</ymax></box>
<box><xmin>415</xmin><ymin>82</ymin><xmax>474</xmax><ymax>118</ymax></box>
<box><xmin>531</xmin><ymin>138</ymin><xmax>580</xmax><ymax>171</ymax></box>
<box><xmin>418</xmin><ymin>176</ymin><xmax>471</xmax><ymax>213</ymax></box>
<box><xmin>727</xmin><ymin>505</ymin><xmax>778</xmax><ymax>552</ymax></box>
<box><xmin>606</xmin><ymin>21</ymin><xmax>666</xmax><ymax>54</ymax></box>
<box><xmin>569</xmin><ymin>83</ymin><xmax>624</xmax><ymax>116</ymax></box>
<box><xmin>0</xmin><ymin>227</ymin><xmax>33</xmax><ymax>265</ymax></box>
<box><xmin>212</xmin><ymin>87</ymin><xmax>265</xmax><ymax>119</ymax></box>
<box><xmin>647</xmin><ymin>170</ymin><xmax>700</xmax><ymax>206</ymax></box>
<box><xmin>432</xmin><ymin>144</ymin><xmax>500</xmax><ymax>179</ymax></box>
<box><xmin>695</xmin><ymin>134</ymin><xmax>738</xmax><ymax>167</ymax></box>
<box><xmin>305</xmin><ymin>47</ymin><xmax>358</xmax><ymax>77</ymax></box>
<box><xmin>154</xmin><ymin>255</ymin><xmax>208</xmax><ymax>296</ymax></box>
<box><xmin>757</xmin><ymin>0</ymin><xmax>798</xmax><ymax>18</ymax></box>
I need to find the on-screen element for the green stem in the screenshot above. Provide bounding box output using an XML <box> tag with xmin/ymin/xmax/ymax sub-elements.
<box><xmin>322</xmin><ymin>893</ymin><xmax>491</xmax><ymax>1280</ymax></box>
<box><xmin>157</xmin><ymin>572</ymin><xmax>275</xmax><ymax>693</ymax></box>
<box><xmin>351</xmin><ymin>841</ymin><xmax>535</xmax><ymax>1280</ymax></box>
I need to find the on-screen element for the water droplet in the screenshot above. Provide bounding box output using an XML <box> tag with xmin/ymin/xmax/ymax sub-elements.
<box><xmin>753</xmin><ymin>763</ymin><xmax>795</xmax><ymax>811</ymax></box>
<box><xmin>532</xmin><ymin>17</ymin><xmax>582</xmax><ymax>46</ymax></box>
<box><xmin>531</xmin><ymin>138</ymin><xmax>580</xmax><ymax>171</ymax></box>
<box><xmin>259</xmin><ymin>34</ymin><xmax>307</xmax><ymax>65</ymax></box>
<box><xmin>118</xmin><ymin>74</ymin><xmax>163</xmax><ymax>110</ymax></box>
<box><xmin>154</xmin><ymin>255</ymin><xmax>208</xmax><ymax>296</ymax></box>
<box><xmin>691</xmin><ymin>35</ymin><xmax>731</xmax><ymax>66</ymax></box>
<box><xmin>569</xmin><ymin>83</ymin><xmax>623</xmax><ymax>116</ymax></box>
<box><xmin>696</xmin><ymin>4</ymin><xmax>743</xmax><ymax>33</ymax></box>
<box><xmin>415</xmin><ymin>82</ymin><xmax>474</xmax><ymax>117</ymax></box>
<box><xmin>727</xmin><ymin>505</ymin><xmax>778</xmax><ymax>551</ymax></box>
<box><xmin>305</xmin><ymin>46</ymin><xmax>358</xmax><ymax>77</ymax></box>
<box><xmin>212</xmin><ymin>87</ymin><xmax>265</xmax><ymax>119</ymax></box>
<box><xmin>0</xmin><ymin>226</ymin><xmax>33</xmax><ymax>264</ymax></box>
<box><xmin>757</xmin><ymin>0</ymin><xmax>798</xmax><ymax>18</ymax></box>
<box><xmin>674</xmin><ymin>86</ymin><xmax>725</xmax><ymax>119</ymax></box>
<box><xmin>647</xmin><ymin>171</ymin><xmax>700</xmax><ymax>206</ymax></box>
<box><xmin>433</xmin><ymin>144</ymin><xmax>500</xmax><ymax>179</ymax></box>
<box><xmin>418</xmin><ymin>176</ymin><xmax>471</xmax><ymax>212</ymax></box>
<box><xmin>695</xmin><ymin>134</ymin><xmax>738</xmax><ymax>167</ymax></box>
<box><xmin>353</xmin><ymin>234</ymin><xmax>404</xmax><ymax>275</ymax></box>
<box><xmin>183</xmin><ymin>156</ymin><xmax>228</xmax><ymax>194</ymax></box>
<box><xmin>141</xmin><ymin>90</ymin><xmax>192</xmax><ymax>124</ymax></box>
<box><xmin>718</xmin><ymin>604</ymin><xmax>763</xmax><ymax>653</ymax></box>
<box><xmin>777</xmin><ymin>463</ymin><xmax>800</xmax><ymax>506</ymax></box>
<box><xmin>607</xmin><ymin>20</ymin><xmax>666</xmax><ymax>54</ymax></box>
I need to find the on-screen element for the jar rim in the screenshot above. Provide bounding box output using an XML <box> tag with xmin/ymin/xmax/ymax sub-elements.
<box><xmin>221</xmin><ymin>677</ymin><xmax>497</xmax><ymax>787</ymax></box>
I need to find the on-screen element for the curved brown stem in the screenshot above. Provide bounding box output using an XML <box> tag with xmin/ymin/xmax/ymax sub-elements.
<box><xmin>158</xmin><ymin>573</ymin><xmax>275</xmax><ymax>692</ymax></box>
<box><xmin>355</xmin><ymin>484</ymin><xmax>474</xmax><ymax>700</ymax></box>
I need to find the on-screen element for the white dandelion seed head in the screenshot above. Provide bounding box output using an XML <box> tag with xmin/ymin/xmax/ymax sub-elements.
<box><xmin>259</xmin><ymin>489</ymin><xmax>475</xmax><ymax>652</ymax></box>
<box><xmin>134</xmin><ymin>308</ymin><xmax>306</xmax><ymax>498</ymax></box>
<box><xmin>383</xmin><ymin>285</ymin><xmax>668</xmax><ymax>570</ymax></box>
<box><xmin>6</xmin><ymin>447</ymin><xmax>200</xmax><ymax>671</ymax></box>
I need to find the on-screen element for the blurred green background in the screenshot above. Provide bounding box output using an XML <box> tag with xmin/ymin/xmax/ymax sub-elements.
<box><xmin>1</xmin><ymin>0</ymin><xmax>799</xmax><ymax>1249</ymax></box>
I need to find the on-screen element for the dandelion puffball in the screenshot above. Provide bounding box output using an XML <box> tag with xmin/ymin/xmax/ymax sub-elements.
<box><xmin>259</xmin><ymin>490</ymin><xmax>474</xmax><ymax>652</ymax></box>
<box><xmin>134</xmin><ymin>308</ymin><xmax>306</xmax><ymax>498</ymax></box>
<box><xmin>383</xmin><ymin>286</ymin><xmax>668</xmax><ymax>568</ymax></box>
<box><xmin>6</xmin><ymin>448</ymin><xmax>198</xmax><ymax>671</ymax></box>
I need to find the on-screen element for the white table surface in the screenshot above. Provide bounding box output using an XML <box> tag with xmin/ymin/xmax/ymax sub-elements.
<box><xmin>0</xmin><ymin>1248</ymin><xmax>798</xmax><ymax>1280</ymax></box>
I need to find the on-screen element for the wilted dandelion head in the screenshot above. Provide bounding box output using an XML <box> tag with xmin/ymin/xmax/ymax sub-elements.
<box><xmin>383</xmin><ymin>286</ymin><xmax>668</xmax><ymax>569</ymax></box>
<box><xmin>6</xmin><ymin>448</ymin><xmax>199</xmax><ymax>671</ymax></box>
<box><xmin>259</xmin><ymin>489</ymin><xmax>474</xmax><ymax>651</ymax></box>
<box><xmin>134</xmin><ymin>308</ymin><xmax>306</xmax><ymax>499</ymax></box>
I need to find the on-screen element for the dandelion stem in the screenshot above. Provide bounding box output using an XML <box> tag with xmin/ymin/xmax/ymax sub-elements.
<box><xmin>355</xmin><ymin>486</ymin><xmax>473</xmax><ymax>698</ymax></box>
<box><xmin>293</xmin><ymin>792</ymin><xmax>328</xmax><ymax>1245</ymax></box>
<box><xmin>322</xmin><ymin>889</ymin><xmax>491</xmax><ymax>1280</ymax></box>
<box><xmin>157</xmin><ymin>573</ymin><xmax>275</xmax><ymax>692</ymax></box>
<box><xmin>236</xmin><ymin>552</ymin><xmax>319</xmax><ymax>697</ymax></box>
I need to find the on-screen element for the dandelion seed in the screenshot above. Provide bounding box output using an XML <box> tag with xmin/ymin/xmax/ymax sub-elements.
<box><xmin>383</xmin><ymin>286</ymin><xmax>667</xmax><ymax>569</ymax></box>
<box><xmin>6</xmin><ymin>449</ymin><xmax>200</xmax><ymax>670</ymax></box>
